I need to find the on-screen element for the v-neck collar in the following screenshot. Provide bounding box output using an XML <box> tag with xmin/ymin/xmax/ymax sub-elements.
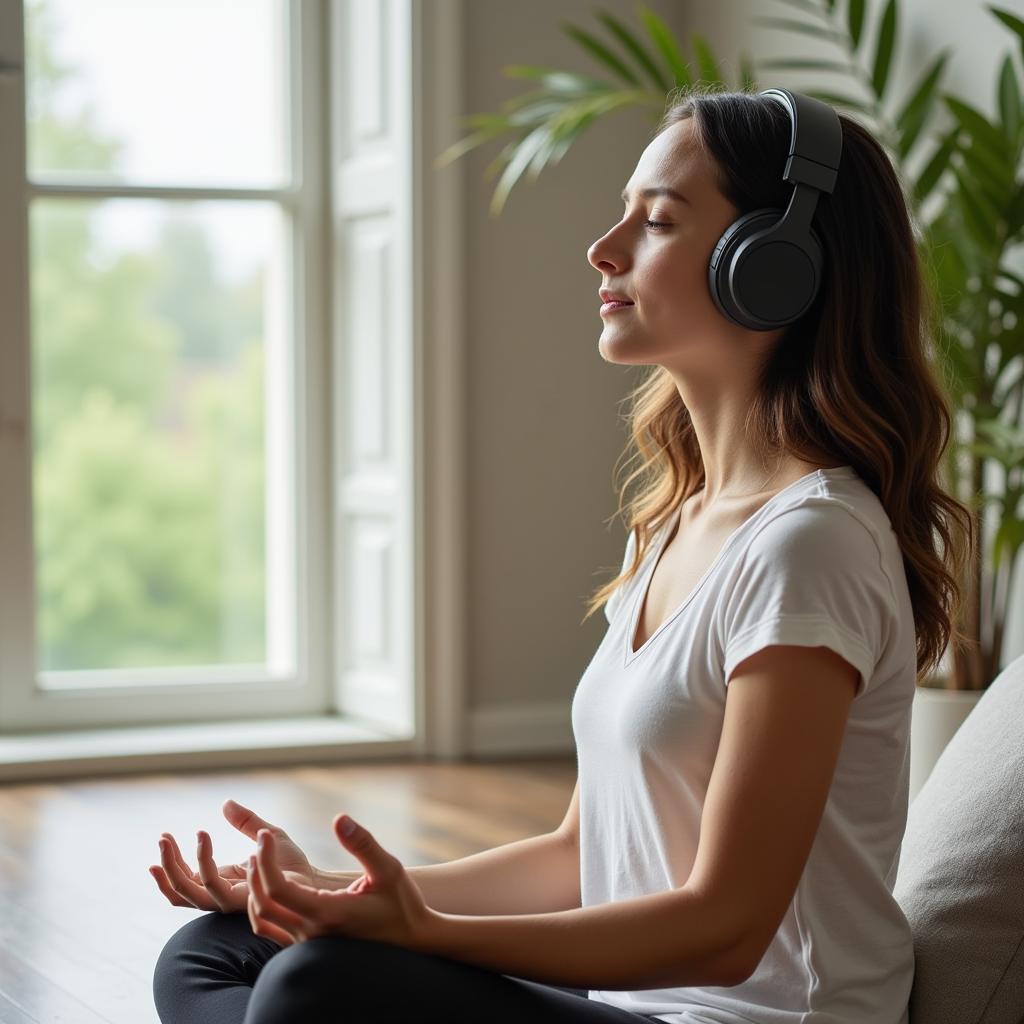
<box><xmin>622</xmin><ymin>466</ymin><xmax>854</xmax><ymax>666</ymax></box>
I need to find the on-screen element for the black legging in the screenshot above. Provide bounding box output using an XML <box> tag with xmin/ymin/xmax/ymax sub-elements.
<box><xmin>152</xmin><ymin>910</ymin><xmax>663</xmax><ymax>1023</ymax></box>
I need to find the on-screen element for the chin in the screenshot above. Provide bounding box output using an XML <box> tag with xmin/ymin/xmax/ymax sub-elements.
<box><xmin>598</xmin><ymin>339</ymin><xmax>666</xmax><ymax>366</ymax></box>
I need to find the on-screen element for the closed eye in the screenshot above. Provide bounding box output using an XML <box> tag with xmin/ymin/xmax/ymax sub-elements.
<box><xmin>644</xmin><ymin>220</ymin><xmax>670</xmax><ymax>231</ymax></box>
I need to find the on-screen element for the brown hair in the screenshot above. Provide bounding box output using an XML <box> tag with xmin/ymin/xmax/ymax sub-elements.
<box><xmin>583</xmin><ymin>86</ymin><xmax>975</xmax><ymax>684</ymax></box>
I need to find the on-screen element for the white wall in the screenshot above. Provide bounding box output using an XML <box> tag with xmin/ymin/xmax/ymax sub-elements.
<box><xmin>459</xmin><ymin>0</ymin><xmax>1022</xmax><ymax>731</ymax></box>
<box><xmin>460</xmin><ymin>0</ymin><xmax>688</xmax><ymax>714</ymax></box>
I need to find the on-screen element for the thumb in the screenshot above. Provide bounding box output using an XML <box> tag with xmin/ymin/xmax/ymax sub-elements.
<box><xmin>223</xmin><ymin>799</ymin><xmax>280</xmax><ymax>843</ymax></box>
<box><xmin>334</xmin><ymin>814</ymin><xmax>388</xmax><ymax>876</ymax></box>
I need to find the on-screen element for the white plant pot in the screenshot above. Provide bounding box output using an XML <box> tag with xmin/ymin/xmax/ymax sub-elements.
<box><xmin>909</xmin><ymin>685</ymin><xmax>985</xmax><ymax>806</ymax></box>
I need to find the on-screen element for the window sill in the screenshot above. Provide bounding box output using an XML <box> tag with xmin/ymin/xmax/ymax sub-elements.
<box><xmin>0</xmin><ymin>716</ymin><xmax>416</xmax><ymax>783</ymax></box>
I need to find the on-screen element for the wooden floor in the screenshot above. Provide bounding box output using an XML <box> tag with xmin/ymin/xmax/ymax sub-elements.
<box><xmin>0</xmin><ymin>755</ymin><xmax>577</xmax><ymax>1024</ymax></box>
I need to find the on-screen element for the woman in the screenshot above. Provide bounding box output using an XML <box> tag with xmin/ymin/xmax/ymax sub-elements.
<box><xmin>150</xmin><ymin>87</ymin><xmax>973</xmax><ymax>1024</ymax></box>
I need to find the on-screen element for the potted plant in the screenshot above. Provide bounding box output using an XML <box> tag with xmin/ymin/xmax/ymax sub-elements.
<box><xmin>434</xmin><ymin>1</ymin><xmax>1024</xmax><ymax>793</ymax></box>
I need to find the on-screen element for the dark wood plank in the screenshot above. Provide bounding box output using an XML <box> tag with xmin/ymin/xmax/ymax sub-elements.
<box><xmin>0</xmin><ymin>756</ymin><xmax>577</xmax><ymax>1023</ymax></box>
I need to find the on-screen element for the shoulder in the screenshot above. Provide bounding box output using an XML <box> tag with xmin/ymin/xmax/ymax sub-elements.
<box><xmin>745</xmin><ymin>497</ymin><xmax>888</xmax><ymax>573</ymax></box>
<box><xmin>719</xmin><ymin>497</ymin><xmax>898</xmax><ymax>698</ymax></box>
<box><xmin>721</xmin><ymin>496</ymin><xmax>900</xmax><ymax>636</ymax></box>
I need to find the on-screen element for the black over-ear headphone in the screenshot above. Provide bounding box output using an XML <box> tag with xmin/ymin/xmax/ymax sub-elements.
<box><xmin>707</xmin><ymin>88</ymin><xmax>842</xmax><ymax>332</ymax></box>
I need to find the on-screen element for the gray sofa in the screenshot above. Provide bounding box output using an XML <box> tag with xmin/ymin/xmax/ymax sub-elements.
<box><xmin>893</xmin><ymin>652</ymin><xmax>1024</xmax><ymax>1023</ymax></box>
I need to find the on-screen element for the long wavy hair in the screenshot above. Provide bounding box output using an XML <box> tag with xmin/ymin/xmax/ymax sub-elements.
<box><xmin>582</xmin><ymin>86</ymin><xmax>975</xmax><ymax>685</ymax></box>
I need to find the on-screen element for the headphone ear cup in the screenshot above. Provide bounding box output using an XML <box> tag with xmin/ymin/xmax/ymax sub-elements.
<box><xmin>708</xmin><ymin>209</ymin><xmax>823</xmax><ymax>330</ymax></box>
<box><xmin>708</xmin><ymin>209</ymin><xmax>779</xmax><ymax>328</ymax></box>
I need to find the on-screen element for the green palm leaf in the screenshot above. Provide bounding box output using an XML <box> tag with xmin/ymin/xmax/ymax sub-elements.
<box><xmin>756</xmin><ymin>57</ymin><xmax>863</xmax><ymax>76</ymax></box>
<box><xmin>1007</xmin><ymin>184</ymin><xmax>1024</xmax><ymax>238</ymax></box>
<box><xmin>561</xmin><ymin>22</ymin><xmax>643</xmax><ymax>87</ymax></box>
<box><xmin>637</xmin><ymin>5</ymin><xmax>691</xmax><ymax>88</ymax></box>
<box><xmin>976</xmin><ymin>417</ymin><xmax>1024</xmax><ymax>454</ymax></box>
<box><xmin>751</xmin><ymin>15</ymin><xmax>850</xmax><ymax>44</ymax></box>
<box><xmin>501</xmin><ymin>91</ymin><xmax>577</xmax><ymax>121</ymax></box>
<box><xmin>953</xmin><ymin>167</ymin><xmax>1000</xmax><ymax>248</ymax></box>
<box><xmin>769</xmin><ymin>0</ymin><xmax>831</xmax><ymax>17</ymax></box>
<box><xmin>989</xmin><ymin>6</ymin><xmax>1024</xmax><ymax>67</ymax></box>
<box><xmin>502</xmin><ymin>65</ymin><xmax>612</xmax><ymax>95</ymax></box>
<box><xmin>964</xmin><ymin>141</ymin><xmax>1016</xmax><ymax>200</ymax></box>
<box><xmin>944</xmin><ymin>96</ymin><xmax>1013</xmax><ymax>162</ymax></box>
<box><xmin>848</xmin><ymin>0</ymin><xmax>866</xmax><ymax>52</ymax></box>
<box><xmin>960</xmin><ymin>157</ymin><xmax>1009</xmax><ymax>222</ymax></box>
<box><xmin>593</xmin><ymin>9</ymin><xmax>672</xmax><ymax>93</ymax></box>
<box><xmin>913</xmin><ymin>126</ymin><xmax>959</xmax><ymax>205</ymax></box>
<box><xmin>871</xmin><ymin>0</ymin><xmax>898</xmax><ymax>100</ymax></box>
<box><xmin>958</xmin><ymin>138</ymin><xmax>1015</xmax><ymax>203</ymax></box>
<box><xmin>544</xmin><ymin>111</ymin><xmax>599</xmax><ymax>166</ymax></box>
<box><xmin>485</xmin><ymin>90</ymin><xmax>649</xmax><ymax>217</ymax></box>
<box><xmin>965</xmin><ymin>439</ymin><xmax>1013</xmax><ymax>465</ymax></box>
<box><xmin>433</xmin><ymin>120</ymin><xmax>515</xmax><ymax>170</ymax></box>
<box><xmin>991</xmin><ymin>512</ymin><xmax>1024</xmax><ymax>571</ymax></box>
<box><xmin>894</xmin><ymin>50</ymin><xmax>950</xmax><ymax>160</ymax></box>
<box><xmin>690</xmin><ymin>33</ymin><xmax>723</xmax><ymax>86</ymax></box>
<box><xmin>526</xmin><ymin>90</ymin><xmax>640</xmax><ymax>176</ymax></box>
<box><xmin>487</xmin><ymin>126</ymin><xmax>552</xmax><ymax>215</ymax></box>
<box><xmin>525</xmin><ymin>119</ymin><xmax>582</xmax><ymax>180</ymax></box>
<box><xmin>997</xmin><ymin>54</ymin><xmax>1021</xmax><ymax>143</ymax></box>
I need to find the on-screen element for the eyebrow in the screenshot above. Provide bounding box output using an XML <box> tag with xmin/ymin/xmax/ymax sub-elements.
<box><xmin>621</xmin><ymin>186</ymin><xmax>689</xmax><ymax>205</ymax></box>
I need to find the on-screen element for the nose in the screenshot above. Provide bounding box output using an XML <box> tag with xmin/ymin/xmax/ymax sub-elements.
<box><xmin>587</xmin><ymin>225</ymin><xmax>626</xmax><ymax>275</ymax></box>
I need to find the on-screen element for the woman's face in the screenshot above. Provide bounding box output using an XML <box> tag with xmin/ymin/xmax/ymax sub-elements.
<box><xmin>587</xmin><ymin>117</ymin><xmax>745</xmax><ymax>367</ymax></box>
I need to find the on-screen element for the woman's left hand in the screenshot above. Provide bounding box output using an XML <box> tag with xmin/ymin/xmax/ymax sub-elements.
<box><xmin>246</xmin><ymin>814</ymin><xmax>436</xmax><ymax>952</ymax></box>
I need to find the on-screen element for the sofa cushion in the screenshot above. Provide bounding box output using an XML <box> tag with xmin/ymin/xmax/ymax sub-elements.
<box><xmin>893</xmin><ymin>652</ymin><xmax>1024</xmax><ymax>1024</ymax></box>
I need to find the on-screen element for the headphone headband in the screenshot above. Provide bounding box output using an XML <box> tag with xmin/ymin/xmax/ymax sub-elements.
<box><xmin>759</xmin><ymin>88</ymin><xmax>841</xmax><ymax>194</ymax></box>
<box><xmin>707</xmin><ymin>88</ymin><xmax>843</xmax><ymax>331</ymax></box>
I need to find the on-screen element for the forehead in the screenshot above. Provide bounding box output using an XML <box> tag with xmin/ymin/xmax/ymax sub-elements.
<box><xmin>625</xmin><ymin>118</ymin><xmax>713</xmax><ymax>197</ymax></box>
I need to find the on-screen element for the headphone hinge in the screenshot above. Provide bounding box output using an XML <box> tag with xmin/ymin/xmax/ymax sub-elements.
<box><xmin>782</xmin><ymin>153</ymin><xmax>838</xmax><ymax>194</ymax></box>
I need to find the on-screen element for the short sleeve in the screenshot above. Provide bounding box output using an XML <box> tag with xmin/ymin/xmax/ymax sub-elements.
<box><xmin>720</xmin><ymin>503</ymin><xmax>895</xmax><ymax>699</ymax></box>
<box><xmin>604</xmin><ymin>527</ymin><xmax>637</xmax><ymax>624</ymax></box>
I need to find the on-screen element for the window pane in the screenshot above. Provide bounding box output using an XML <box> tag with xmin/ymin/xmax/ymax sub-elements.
<box><xmin>24</xmin><ymin>0</ymin><xmax>290</xmax><ymax>188</ymax></box>
<box><xmin>30</xmin><ymin>198</ymin><xmax>289</xmax><ymax>672</ymax></box>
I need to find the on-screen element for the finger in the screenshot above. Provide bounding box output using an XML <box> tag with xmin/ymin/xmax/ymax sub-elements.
<box><xmin>223</xmin><ymin>799</ymin><xmax>283</xmax><ymax>843</ymax></box>
<box><xmin>160</xmin><ymin>832</ymin><xmax>200</xmax><ymax>883</ymax></box>
<box><xmin>247</xmin><ymin>855</ymin><xmax>304</xmax><ymax>939</ymax></box>
<box><xmin>256</xmin><ymin>830</ymin><xmax>322</xmax><ymax>917</ymax></box>
<box><xmin>244</xmin><ymin>857</ymin><xmax>260</xmax><ymax>933</ymax></box>
<box><xmin>248</xmin><ymin>897</ymin><xmax>295</xmax><ymax>946</ymax></box>
<box><xmin>332</xmin><ymin>814</ymin><xmax>395</xmax><ymax>887</ymax></box>
<box><xmin>247</xmin><ymin>859</ymin><xmax>298</xmax><ymax>946</ymax></box>
<box><xmin>195</xmin><ymin>831</ymin><xmax>233</xmax><ymax>910</ymax></box>
<box><xmin>149</xmin><ymin>864</ymin><xmax>196</xmax><ymax>907</ymax></box>
<box><xmin>254</xmin><ymin>914</ymin><xmax>294</xmax><ymax>947</ymax></box>
<box><xmin>159</xmin><ymin>837</ymin><xmax>214</xmax><ymax>910</ymax></box>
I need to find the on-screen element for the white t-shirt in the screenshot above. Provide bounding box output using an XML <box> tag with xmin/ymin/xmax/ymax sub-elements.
<box><xmin>571</xmin><ymin>466</ymin><xmax>916</xmax><ymax>1024</ymax></box>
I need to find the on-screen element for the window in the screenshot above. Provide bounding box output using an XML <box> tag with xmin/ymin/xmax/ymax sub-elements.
<box><xmin>0</xmin><ymin>0</ymin><xmax>430</xmax><ymax>759</ymax></box>
<box><xmin>0</xmin><ymin>0</ymin><xmax>329</xmax><ymax>731</ymax></box>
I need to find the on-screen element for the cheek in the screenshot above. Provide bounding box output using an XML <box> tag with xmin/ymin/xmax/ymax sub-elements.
<box><xmin>642</xmin><ymin>246</ymin><xmax>712</xmax><ymax>307</ymax></box>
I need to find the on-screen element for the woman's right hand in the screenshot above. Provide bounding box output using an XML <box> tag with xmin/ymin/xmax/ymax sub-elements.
<box><xmin>149</xmin><ymin>798</ymin><xmax>362</xmax><ymax>913</ymax></box>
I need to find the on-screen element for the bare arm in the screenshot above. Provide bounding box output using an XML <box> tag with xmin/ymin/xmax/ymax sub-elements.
<box><xmin>320</xmin><ymin>829</ymin><xmax>580</xmax><ymax>917</ymax></box>
<box><xmin>422</xmin><ymin>884</ymin><xmax>745</xmax><ymax>991</ymax></box>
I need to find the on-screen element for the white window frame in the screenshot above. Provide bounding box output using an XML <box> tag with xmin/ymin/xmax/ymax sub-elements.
<box><xmin>0</xmin><ymin>0</ymin><xmax>469</xmax><ymax>771</ymax></box>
